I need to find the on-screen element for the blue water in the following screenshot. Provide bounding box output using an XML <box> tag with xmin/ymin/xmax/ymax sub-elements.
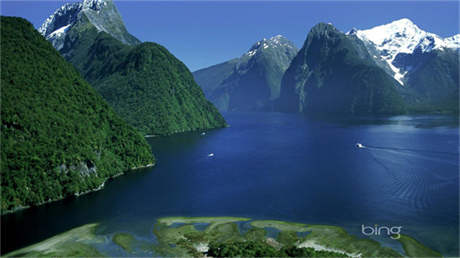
<box><xmin>2</xmin><ymin>113</ymin><xmax>459</xmax><ymax>255</ymax></box>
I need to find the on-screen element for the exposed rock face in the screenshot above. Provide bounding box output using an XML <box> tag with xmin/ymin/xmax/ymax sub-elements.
<box><xmin>58</xmin><ymin>161</ymin><xmax>97</xmax><ymax>176</ymax></box>
<box><xmin>39</xmin><ymin>0</ymin><xmax>140</xmax><ymax>50</ymax></box>
<box><xmin>277</xmin><ymin>23</ymin><xmax>406</xmax><ymax>115</ymax></box>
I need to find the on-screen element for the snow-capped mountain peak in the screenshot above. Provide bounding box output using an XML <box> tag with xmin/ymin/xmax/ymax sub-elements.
<box><xmin>245</xmin><ymin>35</ymin><xmax>296</xmax><ymax>57</ymax></box>
<box><xmin>38</xmin><ymin>2</ymin><xmax>83</xmax><ymax>50</ymax></box>
<box><xmin>352</xmin><ymin>18</ymin><xmax>434</xmax><ymax>55</ymax></box>
<box><xmin>39</xmin><ymin>0</ymin><xmax>139</xmax><ymax>50</ymax></box>
<box><xmin>350</xmin><ymin>18</ymin><xmax>459</xmax><ymax>85</ymax></box>
<box><xmin>38</xmin><ymin>0</ymin><xmax>109</xmax><ymax>37</ymax></box>
<box><xmin>445</xmin><ymin>34</ymin><xmax>460</xmax><ymax>49</ymax></box>
<box><xmin>82</xmin><ymin>0</ymin><xmax>108</xmax><ymax>11</ymax></box>
<box><xmin>38</xmin><ymin>2</ymin><xmax>81</xmax><ymax>37</ymax></box>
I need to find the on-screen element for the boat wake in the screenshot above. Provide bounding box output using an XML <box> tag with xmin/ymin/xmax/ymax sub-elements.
<box><xmin>361</xmin><ymin>144</ymin><xmax>458</xmax><ymax>211</ymax></box>
<box><xmin>364</xmin><ymin>145</ymin><xmax>458</xmax><ymax>156</ymax></box>
<box><xmin>363</xmin><ymin>145</ymin><xmax>458</xmax><ymax>166</ymax></box>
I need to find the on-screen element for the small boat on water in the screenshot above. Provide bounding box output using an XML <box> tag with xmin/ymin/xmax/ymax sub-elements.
<box><xmin>208</xmin><ymin>153</ymin><xmax>214</xmax><ymax>157</ymax></box>
<box><xmin>201</xmin><ymin>132</ymin><xmax>206</xmax><ymax>136</ymax></box>
<box><xmin>356</xmin><ymin>143</ymin><xmax>365</xmax><ymax>148</ymax></box>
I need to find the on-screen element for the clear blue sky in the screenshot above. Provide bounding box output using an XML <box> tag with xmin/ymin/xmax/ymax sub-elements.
<box><xmin>2</xmin><ymin>1</ymin><xmax>459</xmax><ymax>71</ymax></box>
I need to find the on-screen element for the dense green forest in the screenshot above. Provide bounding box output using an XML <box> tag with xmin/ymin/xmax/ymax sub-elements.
<box><xmin>0</xmin><ymin>16</ymin><xmax>154</xmax><ymax>212</ymax></box>
<box><xmin>207</xmin><ymin>240</ymin><xmax>348</xmax><ymax>257</ymax></box>
<box><xmin>57</xmin><ymin>17</ymin><xmax>226</xmax><ymax>136</ymax></box>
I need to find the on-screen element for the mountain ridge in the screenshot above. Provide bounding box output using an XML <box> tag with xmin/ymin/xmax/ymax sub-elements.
<box><xmin>348</xmin><ymin>18</ymin><xmax>459</xmax><ymax>113</ymax></box>
<box><xmin>348</xmin><ymin>18</ymin><xmax>459</xmax><ymax>85</ymax></box>
<box><xmin>41</xmin><ymin>0</ymin><xmax>227</xmax><ymax>136</ymax></box>
<box><xmin>277</xmin><ymin>22</ymin><xmax>406</xmax><ymax>115</ymax></box>
<box><xmin>39</xmin><ymin>0</ymin><xmax>139</xmax><ymax>50</ymax></box>
<box><xmin>193</xmin><ymin>35</ymin><xmax>298</xmax><ymax>112</ymax></box>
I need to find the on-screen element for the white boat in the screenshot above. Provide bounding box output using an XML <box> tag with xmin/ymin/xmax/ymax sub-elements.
<box><xmin>208</xmin><ymin>153</ymin><xmax>214</xmax><ymax>157</ymax></box>
<box><xmin>356</xmin><ymin>143</ymin><xmax>365</xmax><ymax>148</ymax></box>
<box><xmin>201</xmin><ymin>132</ymin><xmax>206</xmax><ymax>136</ymax></box>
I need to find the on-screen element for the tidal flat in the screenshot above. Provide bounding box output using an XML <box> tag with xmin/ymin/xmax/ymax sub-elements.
<box><xmin>5</xmin><ymin>217</ymin><xmax>441</xmax><ymax>257</ymax></box>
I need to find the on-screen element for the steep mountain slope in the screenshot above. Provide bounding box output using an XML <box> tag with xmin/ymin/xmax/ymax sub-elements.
<box><xmin>41</xmin><ymin>0</ymin><xmax>226</xmax><ymax>135</ymax></box>
<box><xmin>1</xmin><ymin>16</ymin><xmax>154</xmax><ymax>212</ymax></box>
<box><xmin>399</xmin><ymin>49</ymin><xmax>459</xmax><ymax>112</ymax></box>
<box><xmin>193</xmin><ymin>58</ymin><xmax>240</xmax><ymax>98</ymax></box>
<box><xmin>39</xmin><ymin>0</ymin><xmax>139</xmax><ymax>51</ymax></box>
<box><xmin>350</xmin><ymin>18</ymin><xmax>459</xmax><ymax>85</ymax></box>
<box><xmin>350</xmin><ymin>18</ymin><xmax>459</xmax><ymax>113</ymax></box>
<box><xmin>193</xmin><ymin>35</ymin><xmax>298</xmax><ymax>111</ymax></box>
<box><xmin>278</xmin><ymin>23</ymin><xmax>406</xmax><ymax>115</ymax></box>
<box><xmin>81</xmin><ymin>33</ymin><xmax>227</xmax><ymax>135</ymax></box>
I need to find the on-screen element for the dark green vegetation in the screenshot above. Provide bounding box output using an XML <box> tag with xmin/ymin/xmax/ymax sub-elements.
<box><xmin>5</xmin><ymin>217</ymin><xmax>442</xmax><ymax>257</ymax></box>
<box><xmin>397</xmin><ymin>234</ymin><xmax>442</xmax><ymax>257</ymax></box>
<box><xmin>278</xmin><ymin>23</ymin><xmax>406</xmax><ymax>115</ymax></box>
<box><xmin>79</xmin><ymin>34</ymin><xmax>226</xmax><ymax>135</ymax></box>
<box><xmin>397</xmin><ymin>49</ymin><xmax>459</xmax><ymax>114</ymax></box>
<box><xmin>207</xmin><ymin>241</ymin><xmax>346</xmax><ymax>257</ymax></box>
<box><xmin>193</xmin><ymin>35</ymin><xmax>298</xmax><ymax>112</ymax></box>
<box><xmin>42</xmin><ymin>0</ymin><xmax>226</xmax><ymax>135</ymax></box>
<box><xmin>151</xmin><ymin>218</ymin><xmax>407</xmax><ymax>257</ymax></box>
<box><xmin>121</xmin><ymin>217</ymin><xmax>352</xmax><ymax>257</ymax></box>
<box><xmin>0</xmin><ymin>16</ymin><xmax>154</xmax><ymax>212</ymax></box>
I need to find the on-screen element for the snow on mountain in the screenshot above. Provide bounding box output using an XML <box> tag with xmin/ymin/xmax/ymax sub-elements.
<box><xmin>38</xmin><ymin>2</ymin><xmax>81</xmax><ymax>41</ymax></box>
<box><xmin>245</xmin><ymin>35</ymin><xmax>296</xmax><ymax>57</ymax></box>
<box><xmin>445</xmin><ymin>34</ymin><xmax>460</xmax><ymax>49</ymax></box>
<box><xmin>82</xmin><ymin>0</ymin><xmax>108</xmax><ymax>11</ymax></box>
<box><xmin>45</xmin><ymin>24</ymin><xmax>71</xmax><ymax>50</ymax></box>
<box><xmin>38</xmin><ymin>0</ymin><xmax>109</xmax><ymax>50</ymax></box>
<box><xmin>48</xmin><ymin>24</ymin><xmax>71</xmax><ymax>38</ymax></box>
<box><xmin>38</xmin><ymin>0</ymin><xmax>107</xmax><ymax>37</ymax></box>
<box><xmin>348</xmin><ymin>18</ymin><xmax>459</xmax><ymax>85</ymax></box>
<box><xmin>39</xmin><ymin>0</ymin><xmax>138</xmax><ymax>50</ymax></box>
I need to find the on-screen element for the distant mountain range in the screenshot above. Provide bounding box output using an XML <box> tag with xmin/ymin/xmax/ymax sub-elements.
<box><xmin>39</xmin><ymin>0</ymin><xmax>226</xmax><ymax>135</ymax></box>
<box><xmin>193</xmin><ymin>35</ymin><xmax>298</xmax><ymax>112</ymax></box>
<box><xmin>196</xmin><ymin>18</ymin><xmax>459</xmax><ymax>114</ymax></box>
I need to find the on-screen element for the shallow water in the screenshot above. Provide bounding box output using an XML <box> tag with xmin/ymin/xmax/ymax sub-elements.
<box><xmin>2</xmin><ymin>112</ymin><xmax>458</xmax><ymax>255</ymax></box>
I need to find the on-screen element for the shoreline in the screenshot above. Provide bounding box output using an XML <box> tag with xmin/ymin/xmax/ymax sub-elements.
<box><xmin>130</xmin><ymin>163</ymin><xmax>154</xmax><ymax>170</ymax></box>
<box><xmin>1</xmin><ymin>163</ymin><xmax>155</xmax><ymax>216</ymax></box>
<box><xmin>298</xmin><ymin>240</ymin><xmax>361</xmax><ymax>257</ymax></box>
<box><xmin>4</xmin><ymin>216</ymin><xmax>442</xmax><ymax>257</ymax></box>
<box><xmin>143</xmin><ymin>124</ymin><xmax>230</xmax><ymax>139</ymax></box>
